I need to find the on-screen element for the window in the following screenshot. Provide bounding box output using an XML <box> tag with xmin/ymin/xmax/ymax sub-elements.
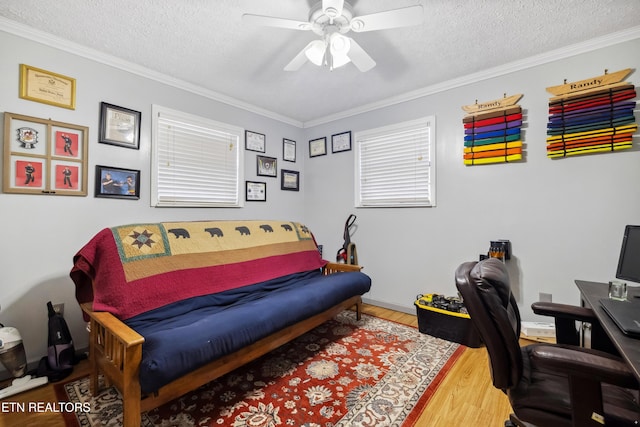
<box><xmin>151</xmin><ymin>105</ymin><xmax>244</xmax><ymax>207</ymax></box>
<box><xmin>355</xmin><ymin>116</ymin><xmax>435</xmax><ymax>207</ymax></box>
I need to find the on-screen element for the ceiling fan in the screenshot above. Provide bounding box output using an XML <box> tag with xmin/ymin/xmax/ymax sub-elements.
<box><xmin>242</xmin><ymin>0</ymin><xmax>424</xmax><ymax>72</ymax></box>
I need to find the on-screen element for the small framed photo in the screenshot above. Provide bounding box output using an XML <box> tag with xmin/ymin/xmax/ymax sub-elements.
<box><xmin>99</xmin><ymin>102</ymin><xmax>141</xmax><ymax>149</ymax></box>
<box><xmin>19</xmin><ymin>64</ymin><xmax>76</xmax><ymax>110</ymax></box>
<box><xmin>309</xmin><ymin>137</ymin><xmax>327</xmax><ymax>158</ymax></box>
<box><xmin>257</xmin><ymin>155</ymin><xmax>277</xmax><ymax>177</ymax></box>
<box><xmin>332</xmin><ymin>131</ymin><xmax>352</xmax><ymax>153</ymax></box>
<box><xmin>281</xmin><ymin>169</ymin><xmax>300</xmax><ymax>191</ymax></box>
<box><xmin>283</xmin><ymin>138</ymin><xmax>296</xmax><ymax>162</ymax></box>
<box><xmin>95</xmin><ymin>165</ymin><xmax>140</xmax><ymax>199</ymax></box>
<box><xmin>246</xmin><ymin>130</ymin><xmax>266</xmax><ymax>152</ymax></box>
<box><xmin>246</xmin><ymin>181</ymin><xmax>266</xmax><ymax>201</ymax></box>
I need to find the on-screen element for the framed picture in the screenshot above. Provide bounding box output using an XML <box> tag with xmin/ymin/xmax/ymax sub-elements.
<box><xmin>309</xmin><ymin>137</ymin><xmax>327</xmax><ymax>157</ymax></box>
<box><xmin>246</xmin><ymin>181</ymin><xmax>266</xmax><ymax>201</ymax></box>
<box><xmin>19</xmin><ymin>64</ymin><xmax>76</xmax><ymax>110</ymax></box>
<box><xmin>257</xmin><ymin>155</ymin><xmax>277</xmax><ymax>177</ymax></box>
<box><xmin>245</xmin><ymin>130</ymin><xmax>266</xmax><ymax>152</ymax></box>
<box><xmin>95</xmin><ymin>165</ymin><xmax>140</xmax><ymax>199</ymax></box>
<box><xmin>99</xmin><ymin>102</ymin><xmax>141</xmax><ymax>149</ymax></box>
<box><xmin>281</xmin><ymin>169</ymin><xmax>300</xmax><ymax>191</ymax></box>
<box><xmin>332</xmin><ymin>131</ymin><xmax>352</xmax><ymax>153</ymax></box>
<box><xmin>3</xmin><ymin>112</ymin><xmax>88</xmax><ymax>196</ymax></box>
<box><xmin>283</xmin><ymin>138</ymin><xmax>296</xmax><ymax>162</ymax></box>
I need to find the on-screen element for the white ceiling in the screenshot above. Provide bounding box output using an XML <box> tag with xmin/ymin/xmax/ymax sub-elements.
<box><xmin>1</xmin><ymin>0</ymin><xmax>639</xmax><ymax>126</ymax></box>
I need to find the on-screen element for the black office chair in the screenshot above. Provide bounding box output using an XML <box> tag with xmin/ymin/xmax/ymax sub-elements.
<box><xmin>455</xmin><ymin>258</ymin><xmax>639</xmax><ymax>427</ymax></box>
<box><xmin>530</xmin><ymin>299</ymin><xmax>620</xmax><ymax>355</ymax></box>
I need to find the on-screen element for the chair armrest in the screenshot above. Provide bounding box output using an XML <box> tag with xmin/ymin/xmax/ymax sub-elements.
<box><xmin>322</xmin><ymin>262</ymin><xmax>363</xmax><ymax>274</ymax></box>
<box><xmin>531</xmin><ymin>301</ymin><xmax>597</xmax><ymax>323</ymax></box>
<box><xmin>530</xmin><ymin>344</ymin><xmax>638</xmax><ymax>389</ymax></box>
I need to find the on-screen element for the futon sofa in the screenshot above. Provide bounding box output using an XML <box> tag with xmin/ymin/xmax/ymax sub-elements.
<box><xmin>70</xmin><ymin>220</ymin><xmax>371</xmax><ymax>427</ymax></box>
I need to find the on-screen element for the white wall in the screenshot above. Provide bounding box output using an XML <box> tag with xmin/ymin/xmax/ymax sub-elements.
<box><xmin>0</xmin><ymin>31</ymin><xmax>306</xmax><ymax>373</ymax></box>
<box><xmin>304</xmin><ymin>38</ymin><xmax>640</xmax><ymax>320</ymax></box>
<box><xmin>1</xmin><ymin>28</ymin><xmax>639</xmax><ymax>377</ymax></box>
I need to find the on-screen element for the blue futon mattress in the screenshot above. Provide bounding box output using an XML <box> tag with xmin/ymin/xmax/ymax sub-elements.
<box><xmin>125</xmin><ymin>269</ymin><xmax>371</xmax><ymax>394</ymax></box>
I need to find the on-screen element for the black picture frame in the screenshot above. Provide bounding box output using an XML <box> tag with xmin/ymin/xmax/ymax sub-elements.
<box><xmin>246</xmin><ymin>180</ymin><xmax>267</xmax><ymax>201</ymax></box>
<box><xmin>95</xmin><ymin>165</ymin><xmax>140</xmax><ymax>199</ymax></box>
<box><xmin>99</xmin><ymin>102</ymin><xmax>141</xmax><ymax>149</ymax></box>
<box><xmin>281</xmin><ymin>169</ymin><xmax>300</xmax><ymax>191</ymax></box>
<box><xmin>332</xmin><ymin>131</ymin><xmax>352</xmax><ymax>153</ymax></box>
<box><xmin>283</xmin><ymin>138</ymin><xmax>296</xmax><ymax>162</ymax></box>
<box><xmin>245</xmin><ymin>130</ymin><xmax>266</xmax><ymax>152</ymax></box>
<box><xmin>257</xmin><ymin>155</ymin><xmax>277</xmax><ymax>177</ymax></box>
<box><xmin>309</xmin><ymin>137</ymin><xmax>327</xmax><ymax>158</ymax></box>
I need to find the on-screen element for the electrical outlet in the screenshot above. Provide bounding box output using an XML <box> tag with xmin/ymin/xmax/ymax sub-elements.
<box><xmin>539</xmin><ymin>293</ymin><xmax>552</xmax><ymax>303</ymax></box>
<box><xmin>53</xmin><ymin>303</ymin><xmax>64</xmax><ymax>316</ymax></box>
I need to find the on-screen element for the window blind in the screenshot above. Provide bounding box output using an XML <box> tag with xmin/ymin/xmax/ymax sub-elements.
<box><xmin>355</xmin><ymin>117</ymin><xmax>435</xmax><ymax>207</ymax></box>
<box><xmin>151</xmin><ymin>105</ymin><xmax>244</xmax><ymax>207</ymax></box>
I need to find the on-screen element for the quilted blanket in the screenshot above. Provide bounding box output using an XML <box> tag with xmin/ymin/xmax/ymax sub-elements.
<box><xmin>70</xmin><ymin>220</ymin><xmax>327</xmax><ymax>320</ymax></box>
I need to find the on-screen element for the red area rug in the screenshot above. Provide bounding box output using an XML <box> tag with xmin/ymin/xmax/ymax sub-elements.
<box><xmin>56</xmin><ymin>311</ymin><xmax>464</xmax><ymax>426</ymax></box>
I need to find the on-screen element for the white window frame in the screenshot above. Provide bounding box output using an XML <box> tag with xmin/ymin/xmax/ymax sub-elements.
<box><xmin>354</xmin><ymin>116</ymin><xmax>436</xmax><ymax>208</ymax></box>
<box><xmin>151</xmin><ymin>105</ymin><xmax>244</xmax><ymax>207</ymax></box>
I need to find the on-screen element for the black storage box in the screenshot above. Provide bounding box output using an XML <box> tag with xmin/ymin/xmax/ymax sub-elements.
<box><xmin>414</xmin><ymin>298</ymin><xmax>483</xmax><ymax>348</ymax></box>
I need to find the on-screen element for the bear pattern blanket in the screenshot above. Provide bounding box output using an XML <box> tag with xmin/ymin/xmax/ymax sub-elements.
<box><xmin>71</xmin><ymin>220</ymin><xmax>327</xmax><ymax>320</ymax></box>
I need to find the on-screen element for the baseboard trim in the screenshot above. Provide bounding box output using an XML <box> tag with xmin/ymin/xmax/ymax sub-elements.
<box><xmin>362</xmin><ymin>298</ymin><xmax>416</xmax><ymax>316</ymax></box>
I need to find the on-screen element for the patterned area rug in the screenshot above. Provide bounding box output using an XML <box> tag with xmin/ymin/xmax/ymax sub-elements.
<box><xmin>56</xmin><ymin>311</ymin><xmax>463</xmax><ymax>426</ymax></box>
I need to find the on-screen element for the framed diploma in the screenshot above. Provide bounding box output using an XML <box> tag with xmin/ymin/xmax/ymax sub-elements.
<box><xmin>99</xmin><ymin>102</ymin><xmax>141</xmax><ymax>149</ymax></box>
<box><xmin>309</xmin><ymin>137</ymin><xmax>327</xmax><ymax>158</ymax></box>
<box><xmin>332</xmin><ymin>131</ymin><xmax>352</xmax><ymax>153</ymax></box>
<box><xmin>245</xmin><ymin>130</ymin><xmax>266</xmax><ymax>152</ymax></box>
<box><xmin>19</xmin><ymin>64</ymin><xmax>76</xmax><ymax>110</ymax></box>
<box><xmin>283</xmin><ymin>138</ymin><xmax>296</xmax><ymax>162</ymax></box>
<box><xmin>246</xmin><ymin>181</ymin><xmax>266</xmax><ymax>201</ymax></box>
<box><xmin>281</xmin><ymin>169</ymin><xmax>299</xmax><ymax>191</ymax></box>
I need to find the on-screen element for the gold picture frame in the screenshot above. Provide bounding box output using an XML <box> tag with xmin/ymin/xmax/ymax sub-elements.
<box><xmin>3</xmin><ymin>112</ymin><xmax>88</xmax><ymax>196</ymax></box>
<box><xmin>19</xmin><ymin>64</ymin><xmax>76</xmax><ymax>110</ymax></box>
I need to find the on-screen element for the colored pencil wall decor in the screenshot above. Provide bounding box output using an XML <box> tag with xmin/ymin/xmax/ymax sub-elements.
<box><xmin>462</xmin><ymin>94</ymin><xmax>524</xmax><ymax>165</ymax></box>
<box><xmin>546</xmin><ymin>69</ymin><xmax>637</xmax><ymax>159</ymax></box>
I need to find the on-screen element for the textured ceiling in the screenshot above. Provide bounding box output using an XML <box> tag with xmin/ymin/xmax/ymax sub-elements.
<box><xmin>1</xmin><ymin>0</ymin><xmax>639</xmax><ymax>125</ymax></box>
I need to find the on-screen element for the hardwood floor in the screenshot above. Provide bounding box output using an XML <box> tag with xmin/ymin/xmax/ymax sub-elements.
<box><xmin>0</xmin><ymin>304</ymin><xmax>513</xmax><ymax>426</ymax></box>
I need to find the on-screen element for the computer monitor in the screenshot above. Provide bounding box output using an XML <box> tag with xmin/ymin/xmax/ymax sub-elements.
<box><xmin>616</xmin><ymin>225</ymin><xmax>640</xmax><ymax>284</ymax></box>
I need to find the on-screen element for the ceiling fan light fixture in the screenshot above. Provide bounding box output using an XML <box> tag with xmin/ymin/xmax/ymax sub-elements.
<box><xmin>305</xmin><ymin>40</ymin><xmax>327</xmax><ymax>66</ymax></box>
<box><xmin>329</xmin><ymin>33</ymin><xmax>351</xmax><ymax>69</ymax></box>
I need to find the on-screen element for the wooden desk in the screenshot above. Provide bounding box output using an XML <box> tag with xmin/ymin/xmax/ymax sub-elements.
<box><xmin>575</xmin><ymin>280</ymin><xmax>640</xmax><ymax>382</ymax></box>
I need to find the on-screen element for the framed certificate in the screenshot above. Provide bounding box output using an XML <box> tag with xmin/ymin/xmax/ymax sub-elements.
<box><xmin>283</xmin><ymin>138</ymin><xmax>296</xmax><ymax>162</ymax></box>
<box><xmin>245</xmin><ymin>130</ymin><xmax>266</xmax><ymax>152</ymax></box>
<box><xmin>281</xmin><ymin>169</ymin><xmax>299</xmax><ymax>191</ymax></box>
<box><xmin>99</xmin><ymin>102</ymin><xmax>141</xmax><ymax>149</ymax></box>
<box><xmin>246</xmin><ymin>181</ymin><xmax>266</xmax><ymax>201</ymax></box>
<box><xmin>332</xmin><ymin>131</ymin><xmax>352</xmax><ymax>153</ymax></box>
<box><xmin>309</xmin><ymin>137</ymin><xmax>327</xmax><ymax>158</ymax></box>
<box><xmin>19</xmin><ymin>64</ymin><xmax>76</xmax><ymax>110</ymax></box>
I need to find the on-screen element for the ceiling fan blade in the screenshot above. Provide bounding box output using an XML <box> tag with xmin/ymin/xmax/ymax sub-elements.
<box><xmin>242</xmin><ymin>13</ymin><xmax>311</xmax><ymax>31</ymax></box>
<box><xmin>323</xmin><ymin>0</ymin><xmax>344</xmax><ymax>19</ymax></box>
<box><xmin>346</xmin><ymin>37</ymin><xmax>376</xmax><ymax>72</ymax></box>
<box><xmin>284</xmin><ymin>42</ymin><xmax>316</xmax><ymax>71</ymax></box>
<box><xmin>350</xmin><ymin>5</ymin><xmax>424</xmax><ymax>32</ymax></box>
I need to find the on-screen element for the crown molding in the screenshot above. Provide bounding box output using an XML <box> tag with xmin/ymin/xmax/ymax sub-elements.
<box><xmin>0</xmin><ymin>17</ymin><xmax>303</xmax><ymax>128</ymax></box>
<box><xmin>2</xmin><ymin>17</ymin><xmax>638</xmax><ymax>130</ymax></box>
<box><xmin>303</xmin><ymin>25</ymin><xmax>640</xmax><ymax>128</ymax></box>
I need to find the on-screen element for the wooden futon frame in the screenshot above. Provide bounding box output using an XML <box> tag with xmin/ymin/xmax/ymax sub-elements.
<box><xmin>81</xmin><ymin>263</ymin><xmax>363</xmax><ymax>427</ymax></box>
